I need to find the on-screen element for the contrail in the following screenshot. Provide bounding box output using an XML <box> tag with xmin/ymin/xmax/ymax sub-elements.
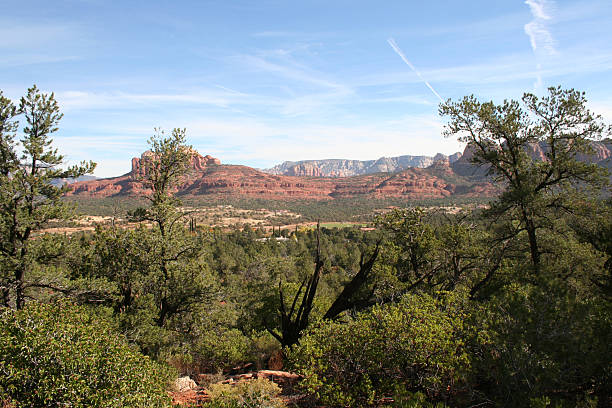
<box><xmin>387</xmin><ymin>38</ymin><xmax>444</xmax><ymax>103</ymax></box>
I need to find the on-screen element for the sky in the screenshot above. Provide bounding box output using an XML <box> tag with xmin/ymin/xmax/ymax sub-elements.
<box><xmin>2</xmin><ymin>0</ymin><xmax>612</xmax><ymax>177</ymax></box>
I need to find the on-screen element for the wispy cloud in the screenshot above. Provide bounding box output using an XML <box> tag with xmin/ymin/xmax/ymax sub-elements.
<box><xmin>524</xmin><ymin>0</ymin><xmax>556</xmax><ymax>90</ymax></box>
<box><xmin>359</xmin><ymin>45</ymin><xmax>612</xmax><ymax>91</ymax></box>
<box><xmin>229</xmin><ymin>52</ymin><xmax>356</xmax><ymax>116</ymax></box>
<box><xmin>0</xmin><ymin>19</ymin><xmax>84</xmax><ymax>68</ymax></box>
<box><xmin>55</xmin><ymin>89</ymin><xmax>257</xmax><ymax>111</ymax></box>
<box><xmin>251</xmin><ymin>31</ymin><xmax>300</xmax><ymax>38</ymax></box>
<box><xmin>236</xmin><ymin>54</ymin><xmax>347</xmax><ymax>91</ymax></box>
<box><xmin>387</xmin><ymin>38</ymin><xmax>444</xmax><ymax>102</ymax></box>
<box><xmin>183</xmin><ymin>114</ymin><xmax>460</xmax><ymax>167</ymax></box>
<box><xmin>0</xmin><ymin>54</ymin><xmax>80</xmax><ymax>68</ymax></box>
<box><xmin>0</xmin><ymin>20</ymin><xmax>78</xmax><ymax>48</ymax></box>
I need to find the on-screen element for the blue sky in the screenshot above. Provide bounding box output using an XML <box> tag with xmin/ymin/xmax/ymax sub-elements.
<box><xmin>2</xmin><ymin>0</ymin><xmax>612</xmax><ymax>177</ymax></box>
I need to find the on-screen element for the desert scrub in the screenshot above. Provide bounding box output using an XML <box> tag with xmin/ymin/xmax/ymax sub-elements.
<box><xmin>205</xmin><ymin>378</ymin><xmax>286</xmax><ymax>408</ymax></box>
<box><xmin>0</xmin><ymin>301</ymin><xmax>174</xmax><ymax>408</ymax></box>
<box><xmin>288</xmin><ymin>292</ymin><xmax>470</xmax><ymax>407</ymax></box>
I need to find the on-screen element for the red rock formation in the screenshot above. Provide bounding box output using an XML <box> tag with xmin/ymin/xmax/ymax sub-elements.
<box><xmin>453</xmin><ymin>140</ymin><xmax>612</xmax><ymax>178</ymax></box>
<box><xmin>427</xmin><ymin>157</ymin><xmax>454</xmax><ymax>176</ymax></box>
<box><xmin>66</xmin><ymin>150</ymin><xmax>502</xmax><ymax>200</ymax></box>
<box><xmin>130</xmin><ymin>150</ymin><xmax>221</xmax><ymax>179</ymax></box>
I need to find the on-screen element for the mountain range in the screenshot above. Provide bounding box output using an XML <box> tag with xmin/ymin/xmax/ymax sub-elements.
<box><xmin>66</xmin><ymin>140</ymin><xmax>611</xmax><ymax>201</ymax></box>
<box><xmin>262</xmin><ymin>153</ymin><xmax>463</xmax><ymax>177</ymax></box>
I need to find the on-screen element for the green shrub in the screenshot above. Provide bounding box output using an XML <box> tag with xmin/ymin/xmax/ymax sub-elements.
<box><xmin>194</xmin><ymin>328</ymin><xmax>251</xmax><ymax>372</ymax></box>
<box><xmin>471</xmin><ymin>282</ymin><xmax>612</xmax><ymax>407</ymax></box>
<box><xmin>288</xmin><ymin>293</ymin><xmax>470</xmax><ymax>407</ymax></box>
<box><xmin>0</xmin><ymin>302</ymin><xmax>174</xmax><ymax>407</ymax></box>
<box><xmin>205</xmin><ymin>378</ymin><xmax>286</xmax><ymax>408</ymax></box>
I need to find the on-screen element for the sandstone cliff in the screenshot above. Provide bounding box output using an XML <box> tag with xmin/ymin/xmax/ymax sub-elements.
<box><xmin>66</xmin><ymin>150</ymin><xmax>486</xmax><ymax>200</ymax></box>
<box><xmin>451</xmin><ymin>139</ymin><xmax>612</xmax><ymax>179</ymax></box>
<box><xmin>67</xmin><ymin>141</ymin><xmax>610</xmax><ymax>202</ymax></box>
<box><xmin>264</xmin><ymin>153</ymin><xmax>463</xmax><ymax>177</ymax></box>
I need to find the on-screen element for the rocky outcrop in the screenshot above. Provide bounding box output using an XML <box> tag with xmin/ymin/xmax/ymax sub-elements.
<box><xmin>427</xmin><ymin>157</ymin><xmax>454</xmax><ymax>176</ymax></box>
<box><xmin>67</xmin><ymin>141</ymin><xmax>610</xmax><ymax>203</ymax></box>
<box><xmin>452</xmin><ymin>140</ymin><xmax>612</xmax><ymax>179</ymax></box>
<box><xmin>67</xmin><ymin>149</ymin><xmax>476</xmax><ymax>200</ymax></box>
<box><xmin>131</xmin><ymin>150</ymin><xmax>220</xmax><ymax>179</ymax></box>
<box><xmin>331</xmin><ymin>168</ymin><xmax>454</xmax><ymax>199</ymax></box>
<box><xmin>284</xmin><ymin>163</ymin><xmax>322</xmax><ymax>177</ymax></box>
<box><xmin>450</xmin><ymin>145</ymin><xmax>490</xmax><ymax>179</ymax></box>
<box><xmin>264</xmin><ymin>153</ymin><xmax>463</xmax><ymax>177</ymax></box>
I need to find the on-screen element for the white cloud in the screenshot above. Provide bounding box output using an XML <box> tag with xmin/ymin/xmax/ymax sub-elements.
<box><xmin>524</xmin><ymin>21</ymin><xmax>555</xmax><ymax>55</ymax></box>
<box><xmin>525</xmin><ymin>0</ymin><xmax>552</xmax><ymax>20</ymax></box>
<box><xmin>524</xmin><ymin>0</ymin><xmax>557</xmax><ymax>90</ymax></box>
<box><xmin>0</xmin><ymin>54</ymin><xmax>79</xmax><ymax>68</ymax></box>
<box><xmin>157</xmin><ymin>114</ymin><xmax>462</xmax><ymax>167</ymax></box>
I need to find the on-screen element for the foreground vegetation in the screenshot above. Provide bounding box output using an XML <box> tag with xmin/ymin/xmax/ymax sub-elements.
<box><xmin>1</xmin><ymin>86</ymin><xmax>610</xmax><ymax>407</ymax></box>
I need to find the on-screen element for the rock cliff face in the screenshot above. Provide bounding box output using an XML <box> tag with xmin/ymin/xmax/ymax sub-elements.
<box><xmin>66</xmin><ymin>150</ymin><xmax>489</xmax><ymax>200</ymax></box>
<box><xmin>284</xmin><ymin>163</ymin><xmax>322</xmax><ymax>177</ymax></box>
<box><xmin>68</xmin><ymin>151</ymin><xmax>222</xmax><ymax>198</ymax></box>
<box><xmin>67</xmin><ymin>141</ymin><xmax>610</xmax><ymax>202</ymax></box>
<box><xmin>130</xmin><ymin>150</ymin><xmax>221</xmax><ymax>179</ymax></box>
<box><xmin>451</xmin><ymin>139</ymin><xmax>612</xmax><ymax>179</ymax></box>
<box><xmin>427</xmin><ymin>157</ymin><xmax>454</xmax><ymax>176</ymax></box>
<box><xmin>67</xmin><ymin>164</ymin><xmax>465</xmax><ymax>200</ymax></box>
<box><xmin>264</xmin><ymin>153</ymin><xmax>463</xmax><ymax>177</ymax></box>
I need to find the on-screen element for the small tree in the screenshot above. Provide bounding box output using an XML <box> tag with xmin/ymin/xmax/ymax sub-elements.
<box><xmin>440</xmin><ymin>87</ymin><xmax>609</xmax><ymax>274</ymax></box>
<box><xmin>135</xmin><ymin>129</ymin><xmax>214</xmax><ymax>332</ymax></box>
<box><xmin>0</xmin><ymin>86</ymin><xmax>95</xmax><ymax>309</ymax></box>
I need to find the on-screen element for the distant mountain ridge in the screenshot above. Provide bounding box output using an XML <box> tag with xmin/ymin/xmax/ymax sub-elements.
<box><xmin>66</xmin><ymin>140</ymin><xmax>611</xmax><ymax>201</ymax></box>
<box><xmin>51</xmin><ymin>175</ymin><xmax>98</xmax><ymax>187</ymax></box>
<box><xmin>263</xmin><ymin>152</ymin><xmax>463</xmax><ymax>177</ymax></box>
<box><xmin>66</xmin><ymin>149</ymin><xmax>495</xmax><ymax>200</ymax></box>
<box><xmin>450</xmin><ymin>139</ymin><xmax>612</xmax><ymax>179</ymax></box>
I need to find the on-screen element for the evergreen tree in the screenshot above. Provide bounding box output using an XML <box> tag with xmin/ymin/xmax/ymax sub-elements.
<box><xmin>440</xmin><ymin>86</ymin><xmax>609</xmax><ymax>274</ymax></box>
<box><xmin>0</xmin><ymin>86</ymin><xmax>95</xmax><ymax>309</ymax></box>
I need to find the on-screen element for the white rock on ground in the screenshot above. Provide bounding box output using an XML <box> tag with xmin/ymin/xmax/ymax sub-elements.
<box><xmin>174</xmin><ymin>376</ymin><xmax>197</xmax><ymax>392</ymax></box>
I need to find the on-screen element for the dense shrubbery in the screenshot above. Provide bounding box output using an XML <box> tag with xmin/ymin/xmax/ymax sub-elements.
<box><xmin>0</xmin><ymin>302</ymin><xmax>173</xmax><ymax>408</ymax></box>
<box><xmin>470</xmin><ymin>282</ymin><xmax>612</xmax><ymax>407</ymax></box>
<box><xmin>289</xmin><ymin>293</ymin><xmax>470</xmax><ymax>407</ymax></box>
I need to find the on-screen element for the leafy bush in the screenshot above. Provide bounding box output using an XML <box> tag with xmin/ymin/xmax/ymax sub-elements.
<box><xmin>471</xmin><ymin>282</ymin><xmax>612</xmax><ymax>407</ymax></box>
<box><xmin>194</xmin><ymin>328</ymin><xmax>251</xmax><ymax>371</ymax></box>
<box><xmin>205</xmin><ymin>378</ymin><xmax>286</xmax><ymax>408</ymax></box>
<box><xmin>0</xmin><ymin>302</ymin><xmax>174</xmax><ymax>408</ymax></box>
<box><xmin>289</xmin><ymin>293</ymin><xmax>470</xmax><ymax>407</ymax></box>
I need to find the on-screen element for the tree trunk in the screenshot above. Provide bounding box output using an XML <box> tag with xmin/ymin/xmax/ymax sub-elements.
<box><xmin>525</xmin><ymin>217</ymin><xmax>540</xmax><ymax>274</ymax></box>
<box><xmin>521</xmin><ymin>205</ymin><xmax>540</xmax><ymax>274</ymax></box>
<box><xmin>14</xmin><ymin>266</ymin><xmax>25</xmax><ymax>310</ymax></box>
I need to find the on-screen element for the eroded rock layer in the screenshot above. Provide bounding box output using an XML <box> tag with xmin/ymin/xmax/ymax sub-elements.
<box><xmin>66</xmin><ymin>150</ymin><xmax>491</xmax><ymax>200</ymax></box>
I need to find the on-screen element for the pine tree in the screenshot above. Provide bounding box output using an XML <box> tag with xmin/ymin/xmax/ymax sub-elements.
<box><xmin>0</xmin><ymin>86</ymin><xmax>95</xmax><ymax>308</ymax></box>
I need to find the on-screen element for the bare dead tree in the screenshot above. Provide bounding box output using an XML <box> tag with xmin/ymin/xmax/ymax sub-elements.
<box><xmin>266</xmin><ymin>223</ymin><xmax>380</xmax><ymax>348</ymax></box>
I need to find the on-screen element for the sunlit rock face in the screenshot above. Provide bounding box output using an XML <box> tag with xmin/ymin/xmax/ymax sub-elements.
<box><xmin>66</xmin><ymin>148</ymin><xmax>484</xmax><ymax>200</ymax></box>
<box><xmin>263</xmin><ymin>153</ymin><xmax>464</xmax><ymax>178</ymax></box>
